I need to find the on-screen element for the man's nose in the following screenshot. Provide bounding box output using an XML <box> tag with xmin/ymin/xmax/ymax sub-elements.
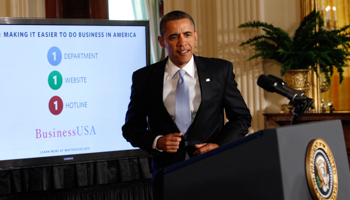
<box><xmin>177</xmin><ymin>35</ymin><xmax>186</xmax><ymax>46</ymax></box>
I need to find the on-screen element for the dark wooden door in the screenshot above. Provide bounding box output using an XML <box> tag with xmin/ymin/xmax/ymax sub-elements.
<box><xmin>45</xmin><ymin>0</ymin><xmax>108</xmax><ymax>19</ymax></box>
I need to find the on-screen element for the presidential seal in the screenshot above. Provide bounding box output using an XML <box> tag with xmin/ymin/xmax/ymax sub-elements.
<box><xmin>306</xmin><ymin>139</ymin><xmax>338</xmax><ymax>200</ymax></box>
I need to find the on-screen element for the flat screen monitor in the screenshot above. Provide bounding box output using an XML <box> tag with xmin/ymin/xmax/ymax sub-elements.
<box><xmin>0</xmin><ymin>18</ymin><xmax>150</xmax><ymax>170</ymax></box>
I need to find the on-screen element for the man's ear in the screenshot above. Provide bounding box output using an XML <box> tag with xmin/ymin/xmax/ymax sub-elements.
<box><xmin>158</xmin><ymin>36</ymin><xmax>165</xmax><ymax>48</ymax></box>
<box><xmin>194</xmin><ymin>31</ymin><xmax>198</xmax><ymax>45</ymax></box>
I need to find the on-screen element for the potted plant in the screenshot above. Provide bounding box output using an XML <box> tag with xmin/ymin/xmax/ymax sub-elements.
<box><xmin>238</xmin><ymin>10</ymin><xmax>350</xmax><ymax>85</ymax></box>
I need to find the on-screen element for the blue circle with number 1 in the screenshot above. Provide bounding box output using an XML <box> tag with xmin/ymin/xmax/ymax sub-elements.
<box><xmin>47</xmin><ymin>46</ymin><xmax>62</xmax><ymax>66</ymax></box>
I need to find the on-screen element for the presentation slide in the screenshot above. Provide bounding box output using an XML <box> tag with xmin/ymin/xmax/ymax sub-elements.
<box><xmin>0</xmin><ymin>23</ymin><xmax>147</xmax><ymax>163</ymax></box>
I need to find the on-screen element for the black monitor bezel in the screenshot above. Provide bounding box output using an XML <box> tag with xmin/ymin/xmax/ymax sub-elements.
<box><xmin>0</xmin><ymin>17</ymin><xmax>150</xmax><ymax>170</ymax></box>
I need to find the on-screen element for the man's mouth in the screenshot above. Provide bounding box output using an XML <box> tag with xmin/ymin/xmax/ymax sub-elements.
<box><xmin>178</xmin><ymin>50</ymin><xmax>189</xmax><ymax>54</ymax></box>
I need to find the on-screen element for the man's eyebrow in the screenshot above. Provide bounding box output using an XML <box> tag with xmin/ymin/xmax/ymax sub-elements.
<box><xmin>168</xmin><ymin>33</ymin><xmax>179</xmax><ymax>38</ymax></box>
<box><xmin>168</xmin><ymin>31</ymin><xmax>193</xmax><ymax>38</ymax></box>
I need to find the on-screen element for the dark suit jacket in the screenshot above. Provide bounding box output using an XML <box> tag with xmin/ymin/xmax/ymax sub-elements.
<box><xmin>122</xmin><ymin>55</ymin><xmax>251</xmax><ymax>171</ymax></box>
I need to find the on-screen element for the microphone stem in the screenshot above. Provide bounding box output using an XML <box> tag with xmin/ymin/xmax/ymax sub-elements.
<box><xmin>291</xmin><ymin>104</ymin><xmax>302</xmax><ymax>125</ymax></box>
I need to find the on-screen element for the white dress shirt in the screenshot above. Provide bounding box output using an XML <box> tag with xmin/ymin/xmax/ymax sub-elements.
<box><xmin>163</xmin><ymin>56</ymin><xmax>201</xmax><ymax>122</ymax></box>
<box><xmin>152</xmin><ymin>56</ymin><xmax>201</xmax><ymax>150</ymax></box>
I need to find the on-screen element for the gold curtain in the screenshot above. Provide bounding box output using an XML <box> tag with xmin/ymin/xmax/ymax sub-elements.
<box><xmin>301</xmin><ymin>0</ymin><xmax>350</xmax><ymax>111</ymax></box>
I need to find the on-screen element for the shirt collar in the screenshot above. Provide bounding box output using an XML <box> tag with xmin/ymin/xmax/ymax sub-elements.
<box><xmin>166</xmin><ymin>56</ymin><xmax>195</xmax><ymax>79</ymax></box>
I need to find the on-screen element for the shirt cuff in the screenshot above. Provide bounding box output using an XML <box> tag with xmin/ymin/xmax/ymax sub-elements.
<box><xmin>152</xmin><ymin>135</ymin><xmax>163</xmax><ymax>152</ymax></box>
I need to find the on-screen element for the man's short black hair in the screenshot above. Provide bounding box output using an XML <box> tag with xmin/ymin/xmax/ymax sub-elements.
<box><xmin>159</xmin><ymin>10</ymin><xmax>196</xmax><ymax>37</ymax></box>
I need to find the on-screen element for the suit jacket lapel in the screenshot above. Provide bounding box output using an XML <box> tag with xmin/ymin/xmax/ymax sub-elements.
<box><xmin>149</xmin><ymin>59</ymin><xmax>166</xmax><ymax>107</ymax></box>
<box><xmin>186</xmin><ymin>56</ymin><xmax>213</xmax><ymax>137</ymax></box>
<box><xmin>149</xmin><ymin>58</ymin><xmax>179</xmax><ymax>131</ymax></box>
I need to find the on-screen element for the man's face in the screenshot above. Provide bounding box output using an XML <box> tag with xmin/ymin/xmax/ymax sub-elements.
<box><xmin>158</xmin><ymin>18</ymin><xmax>198</xmax><ymax>68</ymax></box>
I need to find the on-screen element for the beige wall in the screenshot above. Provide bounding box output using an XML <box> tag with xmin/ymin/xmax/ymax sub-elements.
<box><xmin>0</xmin><ymin>0</ymin><xmax>45</xmax><ymax>18</ymax></box>
<box><xmin>262</xmin><ymin>0</ymin><xmax>301</xmax><ymax>113</ymax></box>
<box><xmin>164</xmin><ymin>0</ymin><xmax>301</xmax><ymax>131</ymax></box>
<box><xmin>0</xmin><ymin>0</ymin><xmax>9</xmax><ymax>17</ymax></box>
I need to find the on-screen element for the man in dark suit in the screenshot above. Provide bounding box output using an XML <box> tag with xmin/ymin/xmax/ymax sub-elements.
<box><xmin>122</xmin><ymin>10</ymin><xmax>251</xmax><ymax>199</ymax></box>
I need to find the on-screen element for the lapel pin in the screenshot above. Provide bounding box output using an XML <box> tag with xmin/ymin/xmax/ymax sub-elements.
<box><xmin>206</xmin><ymin>78</ymin><xmax>210</xmax><ymax>82</ymax></box>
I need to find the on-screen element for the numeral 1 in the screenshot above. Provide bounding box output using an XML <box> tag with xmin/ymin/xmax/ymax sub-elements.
<box><xmin>52</xmin><ymin>51</ymin><xmax>56</xmax><ymax>61</ymax></box>
<box><xmin>53</xmin><ymin>75</ymin><xmax>57</xmax><ymax>85</ymax></box>
<box><xmin>53</xmin><ymin>101</ymin><xmax>58</xmax><ymax>110</ymax></box>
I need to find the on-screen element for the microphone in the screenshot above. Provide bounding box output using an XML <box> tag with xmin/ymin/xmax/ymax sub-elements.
<box><xmin>257</xmin><ymin>74</ymin><xmax>314</xmax><ymax>125</ymax></box>
<box><xmin>267</xmin><ymin>74</ymin><xmax>303</xmax><ymax>96</ymax></box>
<box><xmin>257</xmin><ymin>74</ymin><xmax>304</xmax><ymax>103</ymax></box>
